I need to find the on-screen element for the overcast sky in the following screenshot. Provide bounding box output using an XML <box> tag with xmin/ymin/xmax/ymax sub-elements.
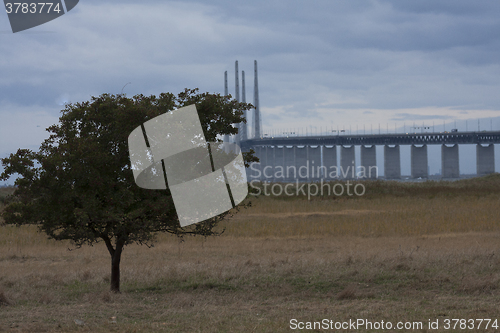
<box><xmin>2</xmin><ymin>0</ymin><xmax>500</xmax><ymax>182</ymax></box>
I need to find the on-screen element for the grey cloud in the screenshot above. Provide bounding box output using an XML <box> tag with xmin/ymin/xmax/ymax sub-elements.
<box><xmin>390</xmin><ymin>113</ymin><xmax>449</xmax><ymax>121</ymax></box>
<box><xmin>2</xmin><ymin>0</ymin><xmax>500</xmax><ymax>174</ymax></box>
<box><xmin>387</xmin><ymin>0</ymin><xmax>500</xmax><ymax>16</ymax></box>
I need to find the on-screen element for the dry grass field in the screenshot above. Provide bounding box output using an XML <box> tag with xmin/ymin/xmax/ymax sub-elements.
<box><xmin>1</xmin><ymin>176</ymin><xmax>500</xmax><ymax>332</ymax></box>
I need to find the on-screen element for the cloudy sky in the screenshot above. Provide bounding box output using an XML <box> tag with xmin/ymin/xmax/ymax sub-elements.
<box><xmin>1</xmin><ymin>0</ymin><xmax>500</xmax><ymax>182</ymax></box>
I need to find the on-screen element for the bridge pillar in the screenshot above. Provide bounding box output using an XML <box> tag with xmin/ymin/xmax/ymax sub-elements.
<box><xmin>360</xmin><ymin>145</ymin><xmax>377</xmax><ymax>179</ymax></box>
<box><xmin>274</xmin><ymin>146</ymin><xmax>285</xmax><ymax>182</ymax></box>
<box><xmin>476</xmin><ymin>144</ymin><xmax>495</xmax><ymax>175</ymax></box>
<box><xmin>248</xmin><ymin>146</ymin><xmax>266</xmax><ymax>181</ymax></box>
<box><xmin>322</xmin><ymin>146</ymin><xmax>337</xmax><ymax>180</ymax></box>
<box><xmin>283</xmin><ymin>146</ymin><xmax>295</xmax><ymax>181</ymax></box>
<box><xmin>263</xmin><ymin>146</ymin><xmax>275</xmax><ymax>182</ymax></box>
<box><xmin>295</xmin><ymin>146</ymin><xmax>308</xmax><ymax>181</ymax></box>
<box><xmin>259</xmin><ymin>146</ymin><xmax>268</xmax><ymax>181</ymax></box>
<box><xmin>411</xmin><ymin>144</ymin><xmax>428</xmax><ymax>179</ymax></box>
<box><xmin>340</xmin><ymin>146</ymin><xmax>355</xmax><ymax>179</ymax></box>
<box><xmin>384</xmin><ymin>145</ymin><xmax>401</xmax><ymax>179</ymax></box>
<box><xmin>308</xmin><ymin>146</ymin><xmax>321</xmax><ymax>180</ymax></box>
<box><xmin>223</xmin><ymin>135</ymin><xmax>230</xmax><ymax>153</ymax></box>
<box><xmin>441</xmin><ymin>144</ymin><xmax>459</xmax><ymax>178</ymax></box>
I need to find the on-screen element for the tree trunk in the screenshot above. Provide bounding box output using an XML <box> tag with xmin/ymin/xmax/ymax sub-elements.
<box><xmin>110</xmin><ymin>249</ymin><xmax>122</xmax><ymax>292</ymax></box>
<box><xmin>104</xmin><ymin>237</ymin><xmax>125</xmax><ymax>293</ymax></box>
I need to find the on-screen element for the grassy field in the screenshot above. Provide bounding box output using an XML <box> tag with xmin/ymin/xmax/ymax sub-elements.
<box><xmin>1</xmin><ymin>176</ymin><xmax>500</xmax><ymax>332</ymax></box>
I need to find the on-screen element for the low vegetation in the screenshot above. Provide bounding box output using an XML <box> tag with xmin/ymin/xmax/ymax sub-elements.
<box><xmin>0</xmin><ymin>176</ymin><xmax>499</xmax><ymax>332</ymax></box>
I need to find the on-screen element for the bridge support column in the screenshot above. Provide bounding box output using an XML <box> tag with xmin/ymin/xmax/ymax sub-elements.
<box><xmin>411</xmin><ymin>144</ymin><xmax>428</xmax><ymax>179</ymax></box>
<box><xmin>295</xmin><ymin>146</ymin><xmax>308</xmax><ymax>181</ymax></box>
<box><xmin>340</xmin><ymin>146</ymin><xmax>355</xmax><ymax>179</ymax></box>
<box><xmin>323</xmin><ymin>146</ymin><xmax>337</xmax><ymax>180</ymax></box>
<box><xmin>441</xmin><ymin>144</ymin><xmax>459</xmax><ymax>178</ymax></box>
<box><xmin>308</xmin><ymin>146</ymin><xmax>321</xmax><ymax>180</ymax></box>
<box><xmin>274</xmin><ymin>146</ymin><xmax>285</xmax><ymax>182</ymax></box>
<box><xmin>223</xmin><ymin>135</ymin><xmax>230</xmax><ymax>153</ymax></box>
<box><xmin>476</xmin><ymin>144</ymin><xmax>495</xmax><ymax>175</ymax></box>
<box><xmin>248</xmin><ymin>146</ymin><xmax>266</xmax><ymax>181</ymax></box>
<box><xmin>263</xmin><ymin>146</ymin><xmax>275</xmax><ymax>182</ymax></box>
<box><xmin>384</xmin><ymin>145</ymin><xmax>401</xmax><ymax>179</ymax></box>
<box><xmin>260</xmin><ymin>146</ymin><xmax>268</xmax><ymax>181</ymax></box>
<box><xmin>360</xmin><ymin>145</ymin><xmax>377</xmax><ymax>179</ymax></box>
<box><xmin>283</xmin><ymin>146</ymin><xmax>295</xmax><ymax>181</ymax></box>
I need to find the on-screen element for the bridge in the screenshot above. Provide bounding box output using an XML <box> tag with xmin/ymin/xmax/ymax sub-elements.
<box><xmin>239</xmin><ymin>131</ymin><xmax>499</xmax><ymax>181</ymax></box>
<box><xmin>226</xmin><ymin>61</ymin><xmax>498</xmax><ymax>181</ymax></box>
<box><xmin>241</xmin><ymin>131</ymin><xmax>500</xmax><ymax>147</ymax></box>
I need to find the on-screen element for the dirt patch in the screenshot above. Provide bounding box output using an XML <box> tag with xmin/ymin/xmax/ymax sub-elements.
<box><xmin>231</xmin><ymin>209</ymin><xmax>382</xmax><ymax>219</ymax></box>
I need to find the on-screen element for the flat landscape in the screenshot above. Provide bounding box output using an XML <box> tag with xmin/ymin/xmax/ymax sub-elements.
<box><xmin>1</xmin><ymin>176</ymin><xmax>500</xmax><ymax>332</ymax></box>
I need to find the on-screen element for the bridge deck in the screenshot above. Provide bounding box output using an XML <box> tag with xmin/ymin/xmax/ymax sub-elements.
<box><xmin>241</xmin><ymin>131</ymin><xmax>500</xmax><ymax>148</ymax></box>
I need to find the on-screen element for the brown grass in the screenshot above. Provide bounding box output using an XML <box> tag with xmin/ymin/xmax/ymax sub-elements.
<box><xmin>0</xmin><ymin>233</ymin><xmax>499</xmax><ymax>332</ymax></box>
<box><xmin>0</xmin><ymin>289</ymin><xmax>10</xmax><ymax>306</ymax></box>
<box><xmin>223</xmin><ymin>194</ymin><xmax>500</xmax><ymax>237</ymax></box>
<box><xmin>336</xmin><ymin>284</ymin><xmax>358</xmax><ymax>300</ymax></box>
<box><xmin>0</xmin><ymin>177</ymin><xmax>500</xmax><ymax>332</ymax></box>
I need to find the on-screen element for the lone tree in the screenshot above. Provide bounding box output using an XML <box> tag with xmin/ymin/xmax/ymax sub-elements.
<box><xmin>0</xmin><ymin>89</ymin><xmax>256</xmax><ymax>292</ymax></box>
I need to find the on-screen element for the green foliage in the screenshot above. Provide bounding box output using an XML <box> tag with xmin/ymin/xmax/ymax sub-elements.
<box><xmin>0</xmin><ymin>89</ymin><xmax>254</xmax><ymax>291</ymax></box>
